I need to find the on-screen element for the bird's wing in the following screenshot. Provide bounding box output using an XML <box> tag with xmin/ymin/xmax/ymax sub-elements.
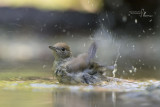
<box><xmin>65</xmin><ymin>42</ymin><xmax>97</xmax><ymax>72</ymax></box>
<box><xmin>65</xmin><ymin>53</ymin><xmax>88</xmax><ymax>72</ymax></box>
<box><xmin>87</xmin><ymin>41</ymin><xmax>97</xmax><ymax>64</ymax></box>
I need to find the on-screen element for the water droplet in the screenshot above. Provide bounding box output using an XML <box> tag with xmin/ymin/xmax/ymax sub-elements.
<box><xmin>149</xmin><ymin>19</ymin><xmax>152</xmax><ymax>22</ymax></box>
<box><xmin>149</xmin><ymin>28</ymin><xmax>152</xmax><ymax>31</ymax></box>
<box><xmin>132</xmin><ymin>45</ymin><xmax>135</xmax><ymax>48</ymax></box>
<box><xmin>123</xmin><ymin>70</ymin><xmax>125</xmax><ymax>74</ymax></box>
<box><xmin>135</xmin><ymin>19</ymin><xmax>137</xmax><ymax>23</ymax></box>
<box><xmin>112</xmin><ymin>63</ymin><xmax>117</xmax><ymax>78</ymax></box>
<box><xmin>143</xmin><ymin>30</ymin><xmax>145</xmax><ymax>33</ymax></box>
<box><xmin>54</xmin><ymin>25</ymin><xmax>57</xmax><ymax>27</ymax></box>
<box><xmin>62</xmin><ymin>29</ymin><xmax>66</xmax><ymax>32</ymax></box>
<box><xmin>153</xmin><ymin>66</ymin><xmax>157</xmax><ymax>70</ymax></box>
<box><xmin>101</xmin><ymin>31</ymin><xmax>103</xmax><ymax>35</ymax></box>
<box><xmin>122</xmin><ymin>16</ymin><xmax>127</xmax><ymax>22</ymax></box>
<box><xmin>132</xmin><ymin>45</ymin><xmax>135</xmax><ymax>51</ymax></box>
<box><xmin>132</xmin><ymin>66</ymin><xmax>137</xmax><ymax>72</ymax></box>
<box><xmin>43</xmin><ymin>65</ymin><xmax>47</xmax><ymax>69</ymax></box>
<box><xmin>129</xmin><ymin>70</ymin><xmax>132</xmax><ymax>73</ymax></box>
<box><xmin>138</xmin><ymin>35</ymin><xmax>141</xmax><ymax>37</ymax></box>
<box><xmin>152</xmin><ymin>32</ymin><xmax>155</xmax><ymax>35</ymax></box>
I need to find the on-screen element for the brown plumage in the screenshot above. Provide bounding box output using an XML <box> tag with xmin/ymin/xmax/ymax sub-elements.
<box><xmin>65</xmin><ymin>53</ymin><xmax>89</xmax><ymax>72</ymax></box>
<box><xmin>53</xmin><ymin>42</ymin><xmax>70</xmax><ymax>51</ymax></box>
<box><xmin>49</xmin><ymin>42</ymin><xmax>110</xmax><ymax>84</ymax></box>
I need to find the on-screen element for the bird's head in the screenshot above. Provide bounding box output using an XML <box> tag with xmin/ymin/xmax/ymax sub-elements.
<box><xmin>49</xmin><ymin>42</ymin><xmax>72</xmax><ymax>61</ymax></box>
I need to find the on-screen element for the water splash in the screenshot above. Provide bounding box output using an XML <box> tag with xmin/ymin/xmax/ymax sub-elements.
<box><xmin>112</xmin><ymin>45</ymin><xmax>121</xmax><ymax>77</ymax></box>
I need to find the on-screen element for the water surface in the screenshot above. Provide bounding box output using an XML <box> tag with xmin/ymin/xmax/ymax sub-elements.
<box><xmin>0</xmin><ymin>70</ymin><xmax>160</xmax><ymax>107</ymax></box>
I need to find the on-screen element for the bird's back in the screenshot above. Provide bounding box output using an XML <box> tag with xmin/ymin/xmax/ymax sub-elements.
<box><xmin>64</xmin><ymin>42</ymin><xmax>97</xmax><ymax>72</ymax></box>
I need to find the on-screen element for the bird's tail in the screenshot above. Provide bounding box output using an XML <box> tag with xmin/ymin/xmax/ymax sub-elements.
<box><xmin>87</xmin><ymin>41</ymin><xmax>97</xmax><ymax>63</ymax></box>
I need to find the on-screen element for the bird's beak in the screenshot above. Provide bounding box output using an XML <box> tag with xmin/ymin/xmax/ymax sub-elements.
<box><xmin>49</xmin><ymin>46</ymin><xmax>56</xmax><ymax>50</ymax></box>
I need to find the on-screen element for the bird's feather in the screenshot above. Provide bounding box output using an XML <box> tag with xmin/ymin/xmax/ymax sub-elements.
<box><xmin>65</xmin><ymin>41</ymin><xmax>97</xmax><ymax>72</ymax></box>
<box><xmin>87</xmin><ymin>41</ymin><xmax>97</xmax><ymax>63</ymax></box>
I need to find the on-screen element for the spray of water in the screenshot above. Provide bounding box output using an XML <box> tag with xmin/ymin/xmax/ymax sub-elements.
<box><xmin>112</xmin><ymin>45</ymin><xmax>121</xmax><ymax>78</ymax></box>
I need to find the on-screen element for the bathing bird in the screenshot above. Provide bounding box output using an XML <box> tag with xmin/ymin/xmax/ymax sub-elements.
<box><xmin>49</xmin><ymin>42</ymin><xmax>111</xmax><ymax>84</ymax></box>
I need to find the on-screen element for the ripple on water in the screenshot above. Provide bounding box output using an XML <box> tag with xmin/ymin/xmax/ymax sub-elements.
<box><xmin>0</xmin><ymin>79</ymin><xmax>160</xmax><ymax>92</ymax></box>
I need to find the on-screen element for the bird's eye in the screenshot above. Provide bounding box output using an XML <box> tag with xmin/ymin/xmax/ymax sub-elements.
<box><xmin>61</xmin><ymin>48</ymin><xmax>65</xmax><ymax>51</ymax></box>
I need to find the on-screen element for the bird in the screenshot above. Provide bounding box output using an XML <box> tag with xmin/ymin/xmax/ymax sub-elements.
<box><xmin>49</xmin><ymin>42</ymin><xmax>112</xmax><ymax>84</ymax></box>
